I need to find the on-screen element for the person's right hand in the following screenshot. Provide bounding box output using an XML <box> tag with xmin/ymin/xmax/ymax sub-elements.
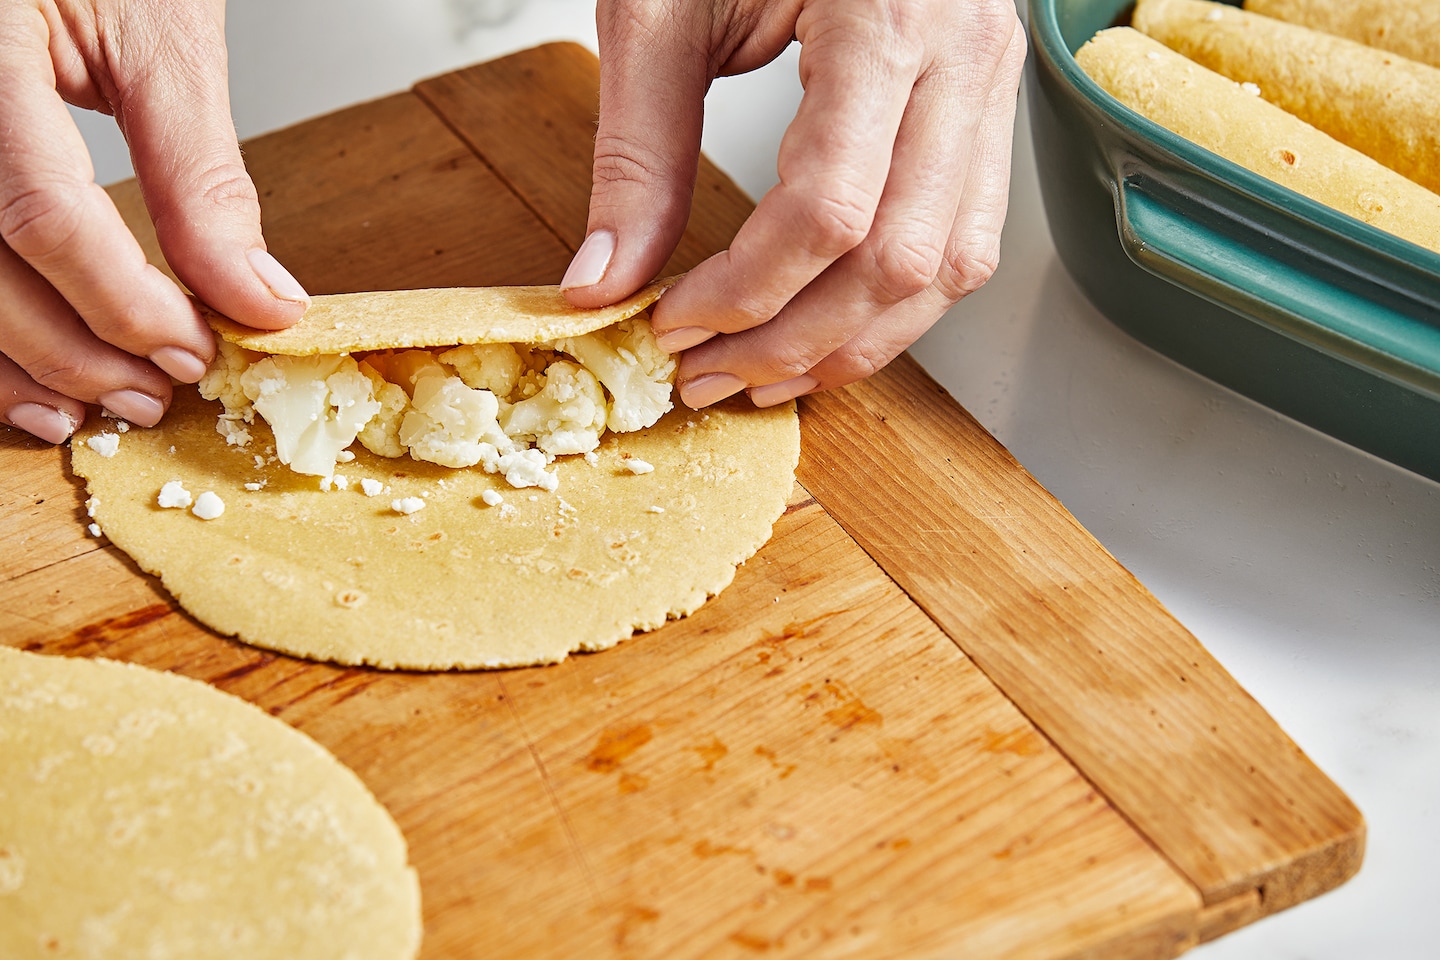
<box><xmin>0</xmin><ymin>0</ymin><xmax>309</xmax><ymax>444</ymax></box>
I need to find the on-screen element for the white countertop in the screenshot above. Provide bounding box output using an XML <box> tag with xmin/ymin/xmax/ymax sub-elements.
<box><xmin>74</xmin><ymin>2</ymin><xmax>1438</xmax><ymax>956</ymax></box>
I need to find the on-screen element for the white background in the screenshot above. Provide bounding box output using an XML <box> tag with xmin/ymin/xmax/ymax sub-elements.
<box><xmin>72</xmin><ymin>1</ymin><xmax>1439</xmax><ymax>956</ymax></box>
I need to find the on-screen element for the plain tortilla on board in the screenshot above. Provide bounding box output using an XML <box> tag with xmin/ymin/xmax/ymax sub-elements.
<box><xmin>203</xmin><ymin>278</ymin><xmax>675</xmax><ymax>356</ymax></box>
<box><xmin>1134</xmin><ymin>0</ymin><xmax>1440</xmax><ymax>193</ymax></box>
<box><xmin>1245</xmin><ymin>0</ymin><xmax>1440</xmax><ymax>69</ymax></box>
<box><xmin>71</xmin><ymin>390</ymin><xmax>799</xmax><ymax>670</ymax></box>
<box><xmin>0</xmin><ymin>646</ymin><xmax>421</xmax><ymax>960</ymax></box>
<box><xmin>1075</xmin><ymin>27</ymin><xmax>1440</xmax><ymax>253</ymax></box>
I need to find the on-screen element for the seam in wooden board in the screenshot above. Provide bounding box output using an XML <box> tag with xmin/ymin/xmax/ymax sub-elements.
<box><xmin>0</xmin><ymin>540</ymin><xmax>106</xmax><ymax>587</ymax></box>
<box><xmin>495</xmin><ymin>673</ymin><xmax>602</xmax><ymax>905</ymax></box>
<box><xmin>795</xmin><ymin>466</ymin><xmax>1221</xmax><ymax>929</ymax></box>
<box><xmin>411</xmin><ymin>82</ymin><xmax>582</xmax><ymax>259</ymax></box>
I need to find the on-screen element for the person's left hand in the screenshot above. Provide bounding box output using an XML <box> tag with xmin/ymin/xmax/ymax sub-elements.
<box><xmin>561</xmin><ymin>0</ymin><xmax>1027</xmax><ymax>409</ymax></box>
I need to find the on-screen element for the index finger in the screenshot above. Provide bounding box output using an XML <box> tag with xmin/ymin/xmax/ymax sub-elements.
<box><xmin>652</xmin><ymin>2</ymin><xmax>924</xmax><ymax>337</ymax></box>
<box><xmin>0</xmin><ymin>5</ymin><xmax>214</xmax><ymax>383</ymax></box>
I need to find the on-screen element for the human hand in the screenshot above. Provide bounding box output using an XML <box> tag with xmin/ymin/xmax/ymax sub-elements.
<box><xmin>561</xmin><ymin>0</ymin><xmax>1026</xmax><ymax>408</ymax></box>
<box><xmin>0</xmin><ymin>0</ymin><xmax>309</xmax><ymax>444</ymax></box>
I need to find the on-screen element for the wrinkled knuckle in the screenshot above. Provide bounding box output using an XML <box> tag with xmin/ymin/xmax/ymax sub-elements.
<box><xmin>760</xmin><ymin>341</ymin><xmax>823</xmax><ymax>383</ymax></box>
<box><xmin>94</xmin><ymin>301</ymin><xmax>154</xmax><ymax>347</ymax></box>
<box><xmin>828</xmin><ymin>338</ymin><xmax>892</xmax><ymax>385</ymax></box>
<box><xmin>871</xmin><ymin>237</ymin><xmax>943</xmax><ymax>303</ymax></box>
<box><xmin>198</xmin><ymin>164</ymin><xmax>262</xmax><ymax>218</ymax></box>
<box><xmin>0</xmin><ymin>179</ymin><xmax>86</xmax><ymax>262</ymax></box>
<box><xmin>26</xmin><ymin>348</ymin><xmax>96</xmax><ymax>396</ymax></box>
<box><xmin>794</xmin><ymin>189</ymin><xmax>874</xmax><ymax>259</ymax></box>
<box><xmin>937</xmin><ymin>239</ymin><xmax>1001</xmax><ymax>302</ymax></box>
<box><xmin>591</xmin><ymin>134</ymin><xmax>672</xmax><ymax>192</ymax></box>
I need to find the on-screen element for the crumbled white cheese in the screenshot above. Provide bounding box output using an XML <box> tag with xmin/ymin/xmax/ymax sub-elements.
<box><xmin>332</xmin><ymin>474</ymin><xmax>350</xmax><ymax>490</ymax></box>
<box><xmin>646</xmin><ymin>505</ymin><xmax>665</xmax><ymax>514</ymax></box>
<box><xmin>391</xmin><ymin>496</ymin><xmax>426</xmax><ymax>515</ymax></box>
<box><xmin>481</xmin><ymin>489</ymin><xmax>504</xmax><ymax>507</ymax></box>
<box><xmin>88</xmin><ymin>523</ymin><xmax>102</xmax><ymax>537</ymax></box>
<box><xmin>217</xmin><ymin>416</ymin><xmax>252</xmax><ymax>447</ymax></box>
<box><xmin>244</xmin><ymin>482</ymin><xmax>266</xmax><ymax>492</ymax></box>
<box><xmin>192</xmin><ymin>492</ymin><xmax>225</xmax><ymax>520</ymax></box>
<box><xmin>86</xmin><ymin>433</ymin><xmax>120</xmax><ymax>458</ymax></box>
<box><xmin>1241</xmin><ymin>81</ymin><xmax>1261</xmax><ymax>97</ymax></box>
<box><xmin>360</xmin><ymin>478</ymin><xmax>386</xmax><ymax>497</ymax></box>
<box><xmin>85</xmin><ymin>497</ymin><xmax>99</xmax><ymax>518</ymax></box>
<box><xmin>157</xmin><ymin>481</ymin><xmax>193</xmax><ymax>509</ymax></box>
<box><xmin>622</xmin><ymin>457</ymin><xmax>654</xmax><ymax>475</ymax></box>
<box><xmin>197</xmin><ymin>315</ymin><xmax>676</xmax><ymax>494</ymax></box>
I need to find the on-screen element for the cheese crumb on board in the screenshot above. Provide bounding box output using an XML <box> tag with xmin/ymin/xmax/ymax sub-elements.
<box><xmin>391</xmin><ymin>497</ymin><xmax>426</xmax><ymax>515</ymax></box>
<box><xmin>192</xmin><ymin>492</ymin><xmax>225</xmax><ymax>520</ymax></box>
<box><xmin>622</xmin><ymin>457</ymin><xmax>654</xmax><ymax>475</ymax></box>
<box><xmin>88</xmin><ymin>523</ymin><xmax>102</xmax><ymax>537</ymax></box>
<box><xmin>86</xmin><ymin>433</ymin><xmax>121</xmax><ymax>458</ymax></box>
<box><xmin>157</xmin><ymin>481</ymin><xmax>193</xmax><ymax>509</ymax></box>
<box><xmin>481</xmin><ymin>489</ymin><xmax>504</xmax><ymax>507</ymax></box>
<box><xmin>360</xmin><ymin>478</ymin><xmax>386</xmax><ymax>497</ymax></box>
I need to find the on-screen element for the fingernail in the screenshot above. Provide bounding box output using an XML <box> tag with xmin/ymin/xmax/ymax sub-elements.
<box><xmin>680</xmin><ymin>372</ymin><xmax>747</xmax><ymax>409</ymax></box>
<box><xmin>560</xmin><ymin>230</ymin><xmax>615</xmax><ymax>290</ymax></box>
<box><xmin>97</xmin><ymin>390</ymin><xmax>165</xmax><ymax>428</ymax></box>
<box><xmin>247</xmin><ymin>249</ymin><xmax>310</xmax><ymax>304</ymax></box>
<box><xmin>8</xmin><ymin>403</ymin><xmax>79</xmax><ymax>444</ymax></box>
<box><xmin>655</xmin><ymin>326</ymin><xmax>716</xmax><ymax>353</ymax></box>
<box><xmin>749</xmin><ymin>374</ymin><xmax>818</xmax><ymax>408</ymax></box>
<box><xmin>150</xmin><ymin>345</ymin><xmax>209</xmax><ymax>383</ymax></box>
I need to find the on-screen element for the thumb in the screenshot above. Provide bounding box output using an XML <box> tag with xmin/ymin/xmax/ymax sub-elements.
<box><xmin>116</xmin><ymin>1</ymin><xmax>307</xmax><ymax>330</ymax></box>
<box><xmin>562</xmin><ymin>0</ymin><xmax>710</xmax><ymax>307</ymax></box>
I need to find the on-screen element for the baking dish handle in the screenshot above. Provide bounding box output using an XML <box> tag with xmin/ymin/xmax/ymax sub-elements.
<box><xmin>1115</xmin><ymin>176</ymin><xmax>1440</xmax><ymax>402</ymax></box>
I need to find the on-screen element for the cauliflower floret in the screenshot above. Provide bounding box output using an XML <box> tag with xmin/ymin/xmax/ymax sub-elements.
<box><xmin>553</xmin><ymin>315</ymin><xmax>676</xmax><ymax>433</ymax></box>
<box><xmin>500</xmin><ymin>359</ymin><xmax>607</xmax><ymax>457</ymax></box>
<box><xmin>437</xmin><ymin>343</ymin><xmax>527</xmax><ymax>398</ymax></box>
<box><xmin>240</xmin><ymin>355</ymin><xmax>381</xmax><ymax>476</ymax></box>
<box><xmin>355</xmin><ymin>360</ymin><xmax>411</xmax><ymax>458</ymax></box>
<box><xmin>198</xmin><ymin>339</ymin><xmax>262</xmax><ymax>420</ymax></box>
<box><xmin>398</xmin><ymin>369</ymin><xmax>514</xmax><ymax>469</ymax></box>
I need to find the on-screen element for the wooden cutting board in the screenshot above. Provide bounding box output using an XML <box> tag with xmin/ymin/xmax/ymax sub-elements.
<box><xmin>0</xmin><ymin>43</ymin><xmax>1362</xmax><ymax>959</ymax></box>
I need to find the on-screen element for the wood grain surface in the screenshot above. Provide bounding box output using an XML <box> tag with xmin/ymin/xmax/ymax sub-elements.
<box><xmin>0</xmin><ymin>42</ymin><xmax>1361</xmax><ymax>959</ymax></box>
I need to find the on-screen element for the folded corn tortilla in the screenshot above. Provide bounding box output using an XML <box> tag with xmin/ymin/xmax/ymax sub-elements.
<box><xmin>1076</xmin><ymin>26</ymin><xmax>1440</xmax><ymax>253</ymax></box>
<box><xmin>1245</xmin><ymin>0</ymin><xmax>1440</xmax><ymax>69</ymax></box>
<box><xmin>202</xmin><ymin>279</ymin><xmax>674</xmax><ymax>356</ymax></box>
<box><xmin>1136</xmin><ymin>0</ymin><xmax>1440</xmax><ymax>193</ymax></box>
<box><xmin>70</xmin><ymin>290</ymin><xmax>800</xmax><ymax>671</ymax></box>
<box><xmin>0</xmin><ymin>646</ymin><xmax>421</xmax><ymax>959</ymax></box>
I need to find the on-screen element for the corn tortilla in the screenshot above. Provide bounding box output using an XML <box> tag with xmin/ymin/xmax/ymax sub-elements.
<box><xmin>1076</xmin><ymin>27</ymin><xmax>1440</xmax><ymax>253</ymax></box>
<box><xmin>0</xmin><ymin>646</ymin><xmax>421</xmax><ymax>959</ymax></box>
<box><xmin>71</xmin><ymin>388</ymin><xmax>798</xmax><ymax>670</ymax></box>
<box><xmin>1245</xmin><ymin>0</ymin><xmax>1440</xmax><ymax>69</ymax></box>
<box><xmin>203</xmin><ymin>279</ymin><xmax>675</xmax><ymax>356</ymax></box>
<box><xmin>1135</xmin><ymin>0</ymin><xmax>1440</xmax><ymax>193</ymax></box>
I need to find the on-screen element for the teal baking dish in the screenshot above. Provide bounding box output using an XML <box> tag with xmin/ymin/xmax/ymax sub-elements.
<box><xmin>1027</xmin><ymin>0</ymin><xmax>1440</xmax><ymax>481</ymax></box>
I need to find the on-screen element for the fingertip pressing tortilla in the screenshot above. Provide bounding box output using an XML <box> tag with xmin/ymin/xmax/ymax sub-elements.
<box><xmin>0</xmin><ymin>646</ymin><xmax>421</xmax><ymax>959</ymax></box>
<box><xmin>1136</xmin><ymin>0</ymin><xmax>1440</xmax><ymax>193</ymax></box>
<box><xmin>1075</xmin><ymin>26</ymin><xmax>1440</xmax><ymax>253</ymax></box>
